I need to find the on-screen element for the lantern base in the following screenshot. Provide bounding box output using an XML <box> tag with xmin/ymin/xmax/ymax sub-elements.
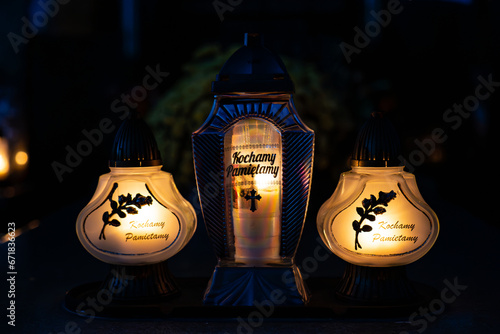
<box><xmin>203</xmin><ymin>264</ymin><xmax>309</xmax><ymax>306</ymax></box>
<box><xmin>332</xmin><ymin>263</ymin><xmax>436</xmax><ymax>313</ymax></box>
<box><xmin>64</xmin><ymin>261</ymin><xmax>179</xmax><ymax>318</ymax></box>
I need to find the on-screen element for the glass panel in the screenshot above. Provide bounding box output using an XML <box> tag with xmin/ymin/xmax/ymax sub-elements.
<box><xmin>224</xmin><ymin>118</ymin><xmax>282</xmax><ymax>264</ymax></box>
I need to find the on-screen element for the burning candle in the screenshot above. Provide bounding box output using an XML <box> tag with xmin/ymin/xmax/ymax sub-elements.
<box><xmin>224</xmin><ymin>118</ymin><xmax>282</xmax><ymax>263</ymax></box>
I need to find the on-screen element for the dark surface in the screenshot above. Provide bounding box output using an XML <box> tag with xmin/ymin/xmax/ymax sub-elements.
<box><xmin>63</xmin><ymin>277</ymin><xmax>438</xmax><ymax>319</ymax></box>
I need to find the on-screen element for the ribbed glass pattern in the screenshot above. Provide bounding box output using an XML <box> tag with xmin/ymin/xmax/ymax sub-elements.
<box><xmin>109</xmin><ymin>117</ymin><xmax>162</xmax><ymax>167</ymax></box>
<box><xmin>351</xmin><ymin>112</ymin><xmax>402</xmax><ymax>167</ymax></box>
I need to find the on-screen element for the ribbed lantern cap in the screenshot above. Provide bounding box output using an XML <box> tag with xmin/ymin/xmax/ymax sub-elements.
<box><xmin>212</xmin><ymin>33</ymin><xmax>295</xmax><ymax>94</ymax></box>
<box><xmin>351</xmin><ymin>112</ymin><xmax>403</xmax><ymax>167</ymax></box>
<box><xmin>109</xmin><ymin>114</ymin><xmax>162</xmax><ymax>167</ymax></box>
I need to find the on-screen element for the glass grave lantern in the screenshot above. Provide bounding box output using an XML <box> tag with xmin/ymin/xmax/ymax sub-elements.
<box><xmin>317</xmin><ymin>112</ymin><xmax>439</xmax><ymax>311</ymax></box>
<box><xmin>192</xmin><ymin>33</ymin><xmax>314</xmax><ymax>306</ymax></box>
<box><xmin>66</xmin><ymin>114</ymin><xmax>196</xmax><ymax>317</ymax></box>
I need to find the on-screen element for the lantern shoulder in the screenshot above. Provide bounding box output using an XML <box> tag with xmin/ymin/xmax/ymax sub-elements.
<box><xmin>317</xmin><ymin>167</ymin><xmax>439</xmax><ymax>267</ymax></box>
<box><xmin>76</xmin><ymin>167</ymin><xmax>196</xmax><ymax>265</ymax></box>
<box><xmin>193</xmin><ymin>94</ymin><xmax>313</xmax><ymax>136</ymax></box>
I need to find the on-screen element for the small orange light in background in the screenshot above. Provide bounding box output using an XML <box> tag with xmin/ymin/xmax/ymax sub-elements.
<box><xmin>15</xmin><ymin>151</ymin><xmax>28</xmax><ymax>166</ymax></box>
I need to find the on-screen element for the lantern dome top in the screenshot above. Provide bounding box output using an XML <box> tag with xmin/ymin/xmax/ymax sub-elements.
<box><xmin>212</xmin><ymin>33</ymin><xmax>295</xmax><ymax>94</ymax></box>
<box><xmin>351</xmin><ymin>112</ymin><xmax>403</xmax><ymax>167</ymax></box>
<box><xmin>109</xmin><ymin>113</ymin><xmax>162</xmax><ymax>167</ymax></box>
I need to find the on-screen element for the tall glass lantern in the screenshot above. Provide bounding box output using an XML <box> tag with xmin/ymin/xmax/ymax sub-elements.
<box><xmin>192</xmin><ymin>33</ymin><xmax>314</xmax><ymax>306</ymax></box>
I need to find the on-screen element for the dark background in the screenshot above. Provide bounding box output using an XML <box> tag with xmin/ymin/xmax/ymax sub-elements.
<box><xmin>0</xmin><ymin>0</ymin><xmax>498</xmax><ymax>333</ymax></box>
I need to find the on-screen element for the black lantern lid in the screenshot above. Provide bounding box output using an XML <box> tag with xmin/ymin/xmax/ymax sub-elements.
<box><xmin>212</xmin><ymin>33</ymin><xmax>295</xmax><ymax>94</ymax></box>
<box><xmin>351</xmin><ymin>112</ymin><xmax>403</xmax><ymax>167</ymax></box>
<box><xmin>109</xmin><ymin>114</ymin><xmax>162</xmax><ymax>167</ymax></box>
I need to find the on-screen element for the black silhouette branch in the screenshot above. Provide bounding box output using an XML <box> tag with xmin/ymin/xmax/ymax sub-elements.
<box><xmin>99</xmin><ymin>182</ymin><xmax>153</xmax><ymax>240</ymax></box>
<box><xmin>352</xmin><ymin>190</ymin><xmax>396</xmax><ymax>250</ymax></box>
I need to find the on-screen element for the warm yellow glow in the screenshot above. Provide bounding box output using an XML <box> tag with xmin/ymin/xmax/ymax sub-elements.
<box><xmin>76</xmin><ymin>166</ymin><xmax>196</xmax><ymax>265</ymax></box>
<box><xmin>82</xmin><ymin>181</ymin><xmax>179</xmax><ymax>254</ymax></box>
<box><xmin>317</xmin><ymin>167</ymin><xmax>439</xmax><ymax>267</ymax></box>
<box><xmin>224</xmin><ymin>118</ymin><xmax>282</xmax><ymax>263</ymax></box>
<box><xmin>332</xmin><ymin>182</ymin><xmax>430</xmax><ymax>255</ymax></box>
<box><xmin>15</xmin><ymin>151</ymin><xmax>28</xmax><ymax>165</ymax></box>
<box><xmin>0</xmin><ymin>138</ymin><xmax>9</xmax><ymax>180</ymax></box>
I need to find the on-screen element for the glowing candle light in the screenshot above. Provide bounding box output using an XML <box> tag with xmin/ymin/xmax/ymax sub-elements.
<box><xmin>319</xmin><ymin>166</ymin><xmax>438</xmax><ymax>266</ymax></box>
<box><xmin>0</xmin><ymin>137</ymin><xmax>10</xmax><ymax>180</ymax></box>
<box><xmin>76</xmin><ymin>166</ymin><xmax>195</xmax><ymax>265</ymax></box>
<box><xmin>224</xmin><ymin>118</ymin><xmax>282</xmax><ymax>263</ymax></box>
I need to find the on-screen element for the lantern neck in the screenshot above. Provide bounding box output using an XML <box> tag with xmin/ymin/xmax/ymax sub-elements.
<box><xmin>215</xmin><ymin>92</ymin><xmax>292</xmax><ymax>101</ymax></box>
<box><xmin>109</xmin><ymin>166</ymin><xmax>163</xmax><ymax>174</ymax></box>
<box><xmin>351</xmin><ymin>166</ymin><xmax>405</xmax><ymax>174</ymax></box>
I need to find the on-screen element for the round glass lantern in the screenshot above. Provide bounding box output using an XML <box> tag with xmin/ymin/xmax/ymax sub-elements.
<box><xmin>66</xmin><ymin>114</ymin><xmax>196</xmax><ymax>317</ymax></box>
<box><xmin>317</xmin><ymin>112</ymin><xmax>439</xmax><ymax>309</ymax></box>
